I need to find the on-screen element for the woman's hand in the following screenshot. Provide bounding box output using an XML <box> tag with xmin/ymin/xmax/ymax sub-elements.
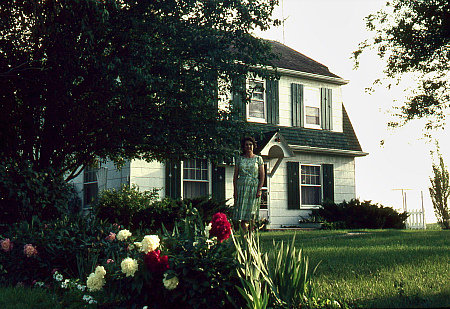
<box><xmin>256</xmin><ymin>189</ymin><xmax>262</xmax><ymax>198</ymax></box>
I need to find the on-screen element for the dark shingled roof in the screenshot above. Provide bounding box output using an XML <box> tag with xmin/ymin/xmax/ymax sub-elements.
<box><xmin>267</xmin><ymin>40</ymin><xmax>342</xmax><ymax>79</ymax></box>
<box><xmin>252</xmin><ymin>106</ymin><xmax>362</xmax><ymax>154</ymax></box>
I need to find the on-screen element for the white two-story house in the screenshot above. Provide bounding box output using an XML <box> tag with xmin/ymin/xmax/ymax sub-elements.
<box><xmin>72</xmin><ymin>41</ymin><xmax>367</xmax><ymax>229</ymax></box>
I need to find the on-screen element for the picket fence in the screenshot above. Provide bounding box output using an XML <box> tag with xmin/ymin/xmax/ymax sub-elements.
<box><xmin>406</xmin><ymin>209</ymin><xmax>426</xmax><ymax>229</ymax></box>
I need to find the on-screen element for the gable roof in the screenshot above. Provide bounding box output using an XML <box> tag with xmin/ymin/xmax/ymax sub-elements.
<box><xmin>267</xmin><ymin>40</ymin><xmax>342</xmax><ymax>79</ymax></box>
<box><xmin>252</xmin><ymin>106</ymin><xmax>365</xmax><ymax>156</ymax></box>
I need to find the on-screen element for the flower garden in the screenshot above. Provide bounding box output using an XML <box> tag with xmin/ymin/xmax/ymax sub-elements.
<box><xmin>0</xmin><ymin>194</ymin><xmax>343</xmax><ymax>309</ymax></box>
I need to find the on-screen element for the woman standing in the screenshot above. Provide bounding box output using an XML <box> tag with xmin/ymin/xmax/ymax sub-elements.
<box><xmin>233</xmin><ymin>137</ymin><xmax>265</xmax><ymax>231</ymax></box>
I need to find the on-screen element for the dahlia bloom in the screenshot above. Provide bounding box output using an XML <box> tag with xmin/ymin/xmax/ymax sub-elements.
<box><xmin>209</xmin><ymin>212</ymin><xmax>232</xmax><ymax>243</ymax></box>
<box><xmin>121</xmin><ymin>257</ymin><xmax>139</xmax><ymax>277</ymax></box>
<box><xmin>144</xmin><ymin>250</ymin><xmax>169</xmax><ymax>273</ymax></box>
<box><xmin>141</xmin><ymin>235</ymin><xmax>160</xmax><ymax>253</ymax></box>
<box><xmin>0</xmin><ymin>238</ymin><xmax>13</xmax><ymax>252</ymax></box>
<box><xmin>23</xmin><ymin>244</ymin><xmax>38</xmax><ymax>257</ymax></box>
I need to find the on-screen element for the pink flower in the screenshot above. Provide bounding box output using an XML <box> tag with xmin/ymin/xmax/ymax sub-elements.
<box><xmin>0</xmin><ymin>238</ymin><xmax>13</xmax><ymax>252</ymax></box>
<box><xmin>107</xmin><ymin>259</ymin><xmax>114</xmax><ymax>264</ymax></box>
<box><xmin>210</xmin><ymin>212</ymin><xmax>232</xmax><ymax>243</ymax></box>
<box><xmin>23</xmin><ymin>244</ymin><xmax>38</xmax><ymax>257</ymax></box>
<box><xmin>105</xmin><ymin>232</ymin><xmax>116</xmax><ymax>241</ymax></box>
<box><xmin>144</xmin><ymin>250</ymin><xmax>169</xmax><ymax>273</ymax></box>
<box><xmin>51</xmin><ymin>268</ymin><xmax>58</xmax><ymax>275</ymax></box>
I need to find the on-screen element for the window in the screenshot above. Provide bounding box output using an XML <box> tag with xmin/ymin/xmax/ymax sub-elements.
<box><xmin>260</xmin><ymin>163</ymin><xmax>268</xmax><ymax>209</ymax></box>
<box><xmin>304</xmin><ymin>87</ymin><xmax>320</xmax><ymax>128</ymax></box>
<box><xmin>248</xmin><ymin>79</ymin><xmax>266</xmax><ymax>121</ymax></box>
<box><xmin>83</xmin><ymin>165</ymin><xmax>99</xmax><ymax>209</ymax></box>
<box><xmin>183</xmin><ymin>159</ymin><xmax>209</xmax><ymax>198</ymax></box>
<box><xmin>301</xmin><ymin>165</ymin><xmax>321</xmax><ymax>207</ymax></box>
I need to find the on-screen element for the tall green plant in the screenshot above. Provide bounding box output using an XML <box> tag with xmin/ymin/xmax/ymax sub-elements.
<box><xmin>429</xmin><ymin>152</ymin><xmax>450</xmax><ymax>229</ymax></box>
<box><xmin>268</xmin><ymin>235</ymin><xmax>317</xmax><ymax>308</ymax></box>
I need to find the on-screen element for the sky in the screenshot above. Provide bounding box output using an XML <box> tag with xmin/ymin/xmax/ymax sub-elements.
<box><xmin>254</xmin><ymin>0</ymin><xmax>450</xmax><ymax>223</ymax></box>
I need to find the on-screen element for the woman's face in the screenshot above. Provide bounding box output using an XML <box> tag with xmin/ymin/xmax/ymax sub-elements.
<box><xmin>244</xmin><ymin>140</ymin><xmax>254</xmax><ymax>153</ymax></box>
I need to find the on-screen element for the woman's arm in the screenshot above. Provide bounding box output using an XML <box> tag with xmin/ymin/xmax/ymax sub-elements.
<box><xmin>256</xmin><ymin>163</ymin><xmax>265</xmax><ymax>198</ymax></box>
<box><xmin>233</xmin><ymin>164</ymin><xmax>239</xmax><ymax>199</ymax></box>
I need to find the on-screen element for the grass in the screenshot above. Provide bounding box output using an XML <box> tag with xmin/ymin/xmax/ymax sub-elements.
<box><xmin>260</xmin><ymin>229</ymin><xmax>450</xmax><ymax>308</ymax></box>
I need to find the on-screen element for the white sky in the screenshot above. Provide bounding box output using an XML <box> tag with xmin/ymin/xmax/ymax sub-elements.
<box><xmin>254</xmin><ymin>0</ymin><xmax>450</xmax><ymax>223</ymax></box>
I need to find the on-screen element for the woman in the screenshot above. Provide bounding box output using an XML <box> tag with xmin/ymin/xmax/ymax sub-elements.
<box><xmin>233</xmin><ymin>136</ymin><xmax>265</xmax><ymax>231</ymax></box>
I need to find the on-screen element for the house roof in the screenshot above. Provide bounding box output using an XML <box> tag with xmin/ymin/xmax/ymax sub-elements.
<box><xmin>267</xmin><ymin>40</ymin><xmax>342</xmax><ymax>79</ymax></box>
<box><xmin>252</xmin><ymin>106</ymin><xmax>364</xmax><ymax>156</ymax></box>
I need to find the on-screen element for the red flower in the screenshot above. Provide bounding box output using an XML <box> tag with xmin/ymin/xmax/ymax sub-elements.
<box><xmin>144</xmin><ymin>250</ymin><xmax>169</xmax><ymax>273</ymax></box>
<box><xmin>210</xmin><ymin>212</ymin><xmax>232</xmax><ymax>243</ymax></box>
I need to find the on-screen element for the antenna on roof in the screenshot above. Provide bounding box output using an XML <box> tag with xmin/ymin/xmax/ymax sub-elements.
<box><xmin>281</xmin><ymin>0</ymin><xmax>285</xmax><ymax>44</ymax></box>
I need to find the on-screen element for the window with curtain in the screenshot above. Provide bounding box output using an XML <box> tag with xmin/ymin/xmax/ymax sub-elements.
<box><xmin>183</xmin><ymin>159</ymin><xmax>209</xmax><ymax>199</ymax></box>
<box><xmin>304</xmin><ymin>87</ymin><xmax>321</xmax><ymax>128</ymax></box>
<box><xmin>301</xmin><ymin>165</ymin><xmax>321</xmax><ymax>206</ymax></box>
<box><xmin>248</xmin><ymin>79</ymin><xmax>266</xmax><ymax>121</ymax></box>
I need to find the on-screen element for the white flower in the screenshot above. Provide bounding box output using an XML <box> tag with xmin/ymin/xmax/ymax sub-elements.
<box><xmin>54</xmin><ymin>273</ymin><xmax>63</xmax><ymax>282</ymax></box>
<box><xmin>34</xmin><ymin>281</ymin><xmax>45</xmax><ymax>287</ymax></box>
<box><xmin>193</xmin><ymin>241</ymin><xmax>198</xmax><ymax>247</ymax></box>
<box><xmin>206</xmin><ymin>239</ymin><xmax>215</xmax><ymax>249</ymax></box>
<box><xmin>141</xmin><ymin>235</ymin><xmax>160</xmax><ymax>253</ymax></box>
<box><xmin>121</xmin><ymin>257</ymin><xmax>139</xmax><ymax>277</ymax></box>
<box><xmin>163</xmin><ymin>272</ymin><xmax>179</xmax><ymax>290</ymax></box>
<box><xmin>143</xmin><ymin>307</ymin><xmax>148</xmax><ymax>309</ymax></box>
<box><xmin>61</xmin><ymin>281</ymin><xmax>68</xmax><ymax>289</ymax></box>
<box><xmin>204</xmin><ymin>223</ymin><xmax>212</xmax><ymax>238</ymax></box>
<box><xmin>134</xmin><ymin>241</ymin><xmax>142</xmax><ymax>249</ymax></box>
<box><xmin>117</xmin><ymin>229</ymin><xmax>132</xmax><ymax>241</ymax></box>
<box><xmin>77</xmin><ymin>284</ymin><xmax>86</xmax><ymax>291</ymax></box>
<box><xmin>86</xmin><ymin>266</ymin><xmax>106</xmax><ymax>292</ymax></box>
<box><xmin>94</xmin><ymin>266</ymin><xmax>106</xmax><ymax>277</ymax></box>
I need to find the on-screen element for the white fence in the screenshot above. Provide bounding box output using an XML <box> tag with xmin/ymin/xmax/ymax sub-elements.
<box><xmin>406</xmin><ymin>209</ymin><xmax>426</xmax><ymax>229</ymax></box>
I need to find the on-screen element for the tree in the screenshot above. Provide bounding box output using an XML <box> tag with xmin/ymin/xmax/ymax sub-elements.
<box><xmin>429</xmin><ymin>149</ymin><xmax>450</xmax><ymax>229</ymax></box>
<box><xmin>0</xmin><ymin>0</ymin><xmax>279</xmax><ymax>182</ymax></box>
<box><xmin>353</xmin><ymin>0</ymin><xmax>450</xmax><ymax>129</ymax></box>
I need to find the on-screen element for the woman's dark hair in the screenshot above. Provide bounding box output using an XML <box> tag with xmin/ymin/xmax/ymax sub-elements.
<box><xmin>241</xmin><ymin>136</ymin><xmax>257</xmax><ymax>154</ymax></box>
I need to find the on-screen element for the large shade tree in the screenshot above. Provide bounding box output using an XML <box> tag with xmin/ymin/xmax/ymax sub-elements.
<box><xmin>0</xmin><ymin>0</ymin><xmax>279</xmax><ymax>181</ymax></box>
<box><xmin>353</xmin><ymin>0</ymin><xmax>450</xmax><ymax>129</ymax></box>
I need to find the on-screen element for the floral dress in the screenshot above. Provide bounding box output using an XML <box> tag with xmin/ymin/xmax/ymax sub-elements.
<box><xmin>233</xmin><ymin>155</ymin><xmax>264</xmax><ymax>221</ymax></box>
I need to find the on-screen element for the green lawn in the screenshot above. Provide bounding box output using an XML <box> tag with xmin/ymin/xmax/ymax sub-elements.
<box><xmin>260</xmin><ymin>229</ymin><xmax>450</xmax><ymax>308</ymax></box>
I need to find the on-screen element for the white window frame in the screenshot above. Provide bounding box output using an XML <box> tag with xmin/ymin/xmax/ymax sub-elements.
<box><xmin>303</xmin><ymin>87</ymin><xmax>321</xmax><ymax>129</ymax></box>
<box><xmin>247</xmin><ymin>78</ymin><xmax>267</xmax><ymax>123</ymax></box>
<box><xmin>300</xmin><ymin>164</ymin><xmax>322</xmax><ymax>208</ymax></box>
<box><xmin>83</xmin><ymin>164</ymin><xmax>100</xmax><ymax>209</ymax></box>
<box><xmin>181</xmin><ymin>159</ymin><xmax>211</xmax><ymax>199</ymax></box>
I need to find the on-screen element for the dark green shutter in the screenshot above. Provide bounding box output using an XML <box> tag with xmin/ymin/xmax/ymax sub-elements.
<box><xmin>266</xmin><ymin>79</ymin><xmax>279</xmax><ymax>124</ymax></box>
<box><xmin>291</xmin><ymin>83</ymin><xmax>304</xmax><ymax>127</ymax></box>
<box><xmin>320</xmin><ymin>88</ymin><xmax>333</xmax><ymax>130</ymax></box>
<box><xmin>208</xmin><ymin>72</ymin><xmax>219</xmax><ymax>109</ymax></box>
<box><xmin>287</xmin><ymin>162</ymin><xmax>300</xmax><ymax>210</ymax></box>
<box><xmin>322</xmin><ymin>164</ymin><xmax>334</xmax><ymax>203</ymax></box>
<box><xmin>211</xmin><ymin>164</ymin><xmax>225</xmax><ymax>201</ymax></box>
<box><xmin>165</xmin><ymin>160</ymin><xmax>181</xmax><ymax>199</ymax></box>
<box><xmin>232</xmin><ymin>76</ymin><xmax>246</xmax><ymax>120</ymax></box>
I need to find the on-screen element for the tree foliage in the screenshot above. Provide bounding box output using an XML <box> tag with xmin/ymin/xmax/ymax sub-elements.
<box><xmin>429</xmin><ymin>149</ymin><xmax>450</xmax><ymax>229</ymax></box>
<box><xmin>0</xmin><ymin>0</ymin><xmax>279</xmax><ymax>181</ymax></box>
<box><xmin>354</xmin><ymin>0</ymin><xmax>450</xmax><ymax>128</ymax></box>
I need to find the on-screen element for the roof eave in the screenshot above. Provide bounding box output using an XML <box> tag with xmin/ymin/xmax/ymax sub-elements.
<box><xmin>289</xmin><ymin>145</ymin><xmax>368</xmax><ymax>157</ymax></box>
<box><xmin>277</xmin><ymin>67</ymin><xmax>349</xmax><ymax>85</ymax></box>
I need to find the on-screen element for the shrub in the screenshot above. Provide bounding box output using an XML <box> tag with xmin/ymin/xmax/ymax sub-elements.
<box><xmin>312</xmin><ymin>199</ymin><xmax>408</xmax><ymax>229</ymax></box>
<box><xmin>97</xmin><ymin>186</ymin><xmax>231</xmax><ymax>232</ymax></box>
<box><xmin>96</xmin><ymin>184</ymin><xmax>160</xmax><ymax>228</ymax></box>
<box><xmin>0</xmin><ymin>160</ymin><xmax>78</xmax><ymax>227</ymax></box>
<box><xmin>429</xmin><ymin>152</ymin><xmax>450</xmax><ymax>229</ymax></box>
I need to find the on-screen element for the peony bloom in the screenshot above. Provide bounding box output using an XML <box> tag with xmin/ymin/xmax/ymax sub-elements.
<box><xmin>0</xmin><ymin>238</ymin><xmax>13</xmax><ymax>252</ymax></box>
<box><xmin>117</xmin><ymin>229</ymin><xmax>132</xmax><ymax>241</ymax></box>
<box><xmin>121</xmin><ymin>257</ymin><xmax>139</xmax><ymax>277</ymax></box>
<box><xmin>163</xmin><ymin>272</ymin><xmax>179</xmax><ymax>290</ymax></box>
<box><xmin>105</xmin><ymin>232</ymin><xmax>116</xmax><ymax>241</ymax></box>
<box><xmin>23</xmin><ymin>244</ymin><xmax>38</xmax><ymax>257</ymax></box>
<box><xmin>209</xmin><ymin>212</ymin><xmax>232</xmax><ymax>243</ymax></box>
<box><xmin>86</xmin><ymin>266</ymin><xmax>106</xmax><ymax>292</ymax></box>
<box><xmin>144</xmin><ymin>250</ymin><xmax>169</xmax><ymax>273</ymax></box>
<box><xmin>204</xmin><ymin>223</ymin><xmax>212</xmax><ymax>238</ymax></box>
<box><xmin>141</xmin><ymin>235</ymin><xmax>160</xmax><ymax>253</ymax></box>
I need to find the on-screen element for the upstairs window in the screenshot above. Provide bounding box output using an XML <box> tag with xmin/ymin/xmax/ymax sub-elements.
<box><xmin>248</xmin><ymin>79</ymin><xmax>266</xmax><ymax>122</ymax></box>
<box><xmin>83</xmin><ymin>164</ymin><xmax>99</xmax><ymax>209</ymax></box>
<box><xmin>304</xmin><ymin>87</ymin><xmax>321</xmax><ymax>129</ymax></box>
